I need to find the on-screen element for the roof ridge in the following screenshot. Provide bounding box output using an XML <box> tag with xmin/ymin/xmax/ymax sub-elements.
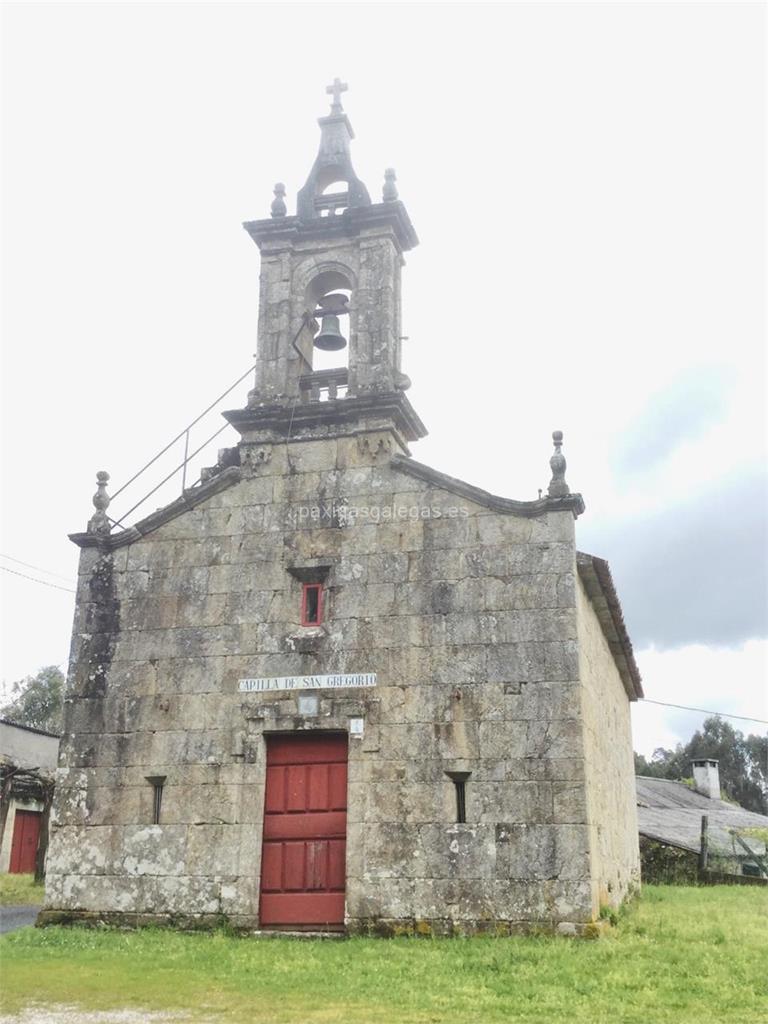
<box><xmin>0</xmin><ymin>718</ymin><xmax>61</xmax><ymax>739</ymax></box>
<box><xmin>390</xmin><ymin>453</ymin><xmax>585</xmax><ymax>518</ymax></box>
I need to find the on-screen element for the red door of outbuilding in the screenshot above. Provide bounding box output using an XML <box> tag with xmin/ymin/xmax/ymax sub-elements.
<box><xmin>259</xmin><ymin>733</ymin><xmax>348</xmax><ymax>929</ymax></box>
<box><xmin>9</xmin><ymin>810</ymin><xmax>42</xmax><ymax>874</ymax></box>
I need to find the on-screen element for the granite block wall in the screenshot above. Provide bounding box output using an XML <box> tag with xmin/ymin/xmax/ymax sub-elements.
<box><xmin>44</xmin><ymin>433</ymin><xmax>633</xmax><ymax>933</ymax></box>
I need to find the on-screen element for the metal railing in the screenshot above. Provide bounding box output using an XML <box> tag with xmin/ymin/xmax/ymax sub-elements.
<box><xmin>106</xmin><ymin>362</ymin><xmax>255</xmax><ymax>531</ymax></box>
<box><xmin>105</xmin><ymin>358</ymin><xmax>353</xmax><ymax>532</ymax></box>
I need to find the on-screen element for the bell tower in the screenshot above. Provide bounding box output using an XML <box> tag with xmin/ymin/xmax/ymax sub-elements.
<box><xmin>225</xmin><ymin>81</ymin><xmax>426</xmax><ymax>452</ymax></box>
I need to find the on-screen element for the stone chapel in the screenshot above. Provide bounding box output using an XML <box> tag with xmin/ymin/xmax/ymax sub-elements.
<box><xmin>41</xmin><ymin>82</ymin><xmax>643</xmax><ymax>935</ymax></box>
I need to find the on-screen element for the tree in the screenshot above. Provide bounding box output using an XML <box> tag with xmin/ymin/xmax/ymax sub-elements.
<box><xmin>635</xmin><ymin>716</ymin><xmax>768</xmax><ymax>814</ymax></box>
<box><xmin>0</xmin><ymin>665</ymin><xmax>64</xmax><ymax>734</ymax></box>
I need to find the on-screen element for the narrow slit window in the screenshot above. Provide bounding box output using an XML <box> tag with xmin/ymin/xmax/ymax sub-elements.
<box><xmin>446</xmin><ymin>771</ymin><xmax>470</xmax><ymax>823</ymax></box>
<box><xmin>301</xmin><ymin>583</ymin><xmax>323</xmax><ymax>626</ymax></box>
<box><xmin>146</xmin><ymin>776</ymin><xmax>166</xmax><ymax>825</ymax></box>
<box><xmin>454</xmin><ymin>779</ymin><xmax>467</xmax><ymax>823</ymax></box>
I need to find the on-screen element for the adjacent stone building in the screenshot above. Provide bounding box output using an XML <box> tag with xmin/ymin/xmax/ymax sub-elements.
<box><xmin>637</xmin><ymin>761</ymin><xmax>768</xmax><ymax>881</ymax></box>
<box><xmin>0</xmin><ymin>720</ymin><xmax>59</xmax><ymax>876</ymax></box>
<box><xmin>42</xmin><ymin>82</ymin><xmax>643</xmax><ymax>934</ymax></box>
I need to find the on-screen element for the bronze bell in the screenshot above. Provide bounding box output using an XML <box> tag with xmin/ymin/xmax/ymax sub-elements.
<box><xmin>313</xmin><ymin>294</ymin><xmax>348</xmax><ymax>351</ymax></box>
<box><xmin>314</xmin><ymin>313</ymin><xmax>346</xmax><ymax>351</ymax></box>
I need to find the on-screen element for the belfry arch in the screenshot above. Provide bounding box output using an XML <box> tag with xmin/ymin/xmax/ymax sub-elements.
<box><xmin>244</xmin><ymin>86</ymin><xmax>419</xmax><ymax>414</ymax></box>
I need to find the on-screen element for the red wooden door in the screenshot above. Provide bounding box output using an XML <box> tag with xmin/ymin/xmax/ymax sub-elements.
<box><xmin>260</xmin><ymin>733</ymin><xmax>348</xmax><ymax>929</ymax></box>
<box><xmin>9</xmin><ymin>810</ymin><xmax>42</xmax><ymax>874</ymax></box>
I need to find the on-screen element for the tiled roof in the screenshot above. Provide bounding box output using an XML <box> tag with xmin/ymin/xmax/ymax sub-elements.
<box><xmin>576</xmin><ymin>553</ymin><xmax>643</xmax><ymax>699</ymax></box>
<box><xmin>636</xmin><ymin>776</ymin><xmax>768</xmax><ymax>856</ymax></box>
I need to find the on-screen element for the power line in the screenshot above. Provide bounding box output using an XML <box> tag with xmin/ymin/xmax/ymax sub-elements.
<box><xmin>0</xmin><ymin>566</ymin><xmax>76</xmax><ymax>594</ymax></box>
<box><xmin>0</xmin><ymin>553</ymin><xmax>74</xmax><ymax>584</ymax></box>
<box><xmin>1</xmin><ymin>563</ymin><xmax>765</xmax><ymax>723</ymax></box>
<box><xmin>638</xmin><ymin>698</ymin><xmax>768</xmax><ymax>726</ymax></box>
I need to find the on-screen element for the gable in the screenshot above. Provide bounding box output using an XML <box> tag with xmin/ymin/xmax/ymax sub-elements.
<box><xmin>70</xmin><ymin>444</ymin><xmax>586</xmax><ymax>553</ymax></box>
<box><xmin>69</xmin><ymin>466</ymin><xmax>242</xmax><ymax>551</ymax></box>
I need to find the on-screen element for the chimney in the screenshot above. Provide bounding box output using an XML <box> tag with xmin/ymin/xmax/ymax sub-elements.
<box><xmin>692</xmin><ymin>759</ymin><xmax>721</xmax><ymax>800</ymax></box>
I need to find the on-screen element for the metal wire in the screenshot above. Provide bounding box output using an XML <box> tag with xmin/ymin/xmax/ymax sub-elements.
<box><xmin>110</xmin><ymin>363</ymin><xmax>256</xmax><ymax>502</ymax></box>
<box><xmin>638</xmin><ymin>699</ymin><xmax>768</xmax><ymax>725</ymax></box>
<box><xmin>1</xmin><ymin>565</ymin><xmax>76</xmax><ymax>594</ymax></box>
<box><xmin>0</xmin><ymin>554</ymin><xmax>74</xmax><ymax>584</ymax></box>
<box><xmin>113</xmin><ymin>422</ymin><xmax>231</xmax><ymax>527</ymax></box>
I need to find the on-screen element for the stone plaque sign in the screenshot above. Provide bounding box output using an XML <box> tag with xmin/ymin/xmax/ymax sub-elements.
<box><xmin>239</xmin><ymin>673</ymin><xmax>376</xmax><ymax>693</ymax></box>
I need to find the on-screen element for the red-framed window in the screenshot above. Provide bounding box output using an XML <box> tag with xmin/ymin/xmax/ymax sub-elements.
<box><xmin>301</xmin><ymin>583</ymin><xmax>324</xmax><ymax>626</ymax></box>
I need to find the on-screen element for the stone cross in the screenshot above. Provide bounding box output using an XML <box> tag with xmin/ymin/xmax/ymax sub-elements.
<box><xmin>326</xmin><ymin>78</ymin><xmax>348</xmax><ymax>113</ymax></box>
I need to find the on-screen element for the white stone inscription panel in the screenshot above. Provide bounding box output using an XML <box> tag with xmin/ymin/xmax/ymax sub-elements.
<box><xmin>238</xmin><ymin>673</ymin><xmax>377</xmax><ymax>693</ymax></box>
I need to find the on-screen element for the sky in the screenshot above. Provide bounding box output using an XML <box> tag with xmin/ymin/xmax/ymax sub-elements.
<box><xmin>1</xmin><ymin>1</ymin><xmax>766</xmax><ymax>757</ymax></box>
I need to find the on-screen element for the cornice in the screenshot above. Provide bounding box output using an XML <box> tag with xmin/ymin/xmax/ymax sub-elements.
<box><xmin>69</xmin><ymin>467</ymin><xmax>242</xmax><ymax>550</ymax></box>
<box><xmin>224</xmin><ymin>391</ymin><xmax>427</xmax><ymax>444</ymax></box>
<box><xmin>243</xmin><ymin>200</ymin><xmax>418</xmax><ymax>254</ymax></box>
<box><xmin>390</xmin><ymin>454</ymin><xmax>586</xmax><ymax>519</ymax></box>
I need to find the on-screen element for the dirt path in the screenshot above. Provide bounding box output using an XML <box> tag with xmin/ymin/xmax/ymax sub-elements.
<box><xmin>0</xmin><ymin>905</ymin><xmax>41</xmax><ymax>935</ymax></box>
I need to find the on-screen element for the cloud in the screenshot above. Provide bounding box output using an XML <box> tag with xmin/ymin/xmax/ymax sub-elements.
<box><xmin>631</xmin><ymin>640</ymin><xmax>767</xmax><ymax>757</ymax></box>
<box><xmin>581</xmin><ymin>470</ymin><xmax>768</xmax><ymax>650</ymax></box>
<box><xmin>612</xmin><ymin>368</ymin><xmax>730</xmax><ymax>478</ymax></box>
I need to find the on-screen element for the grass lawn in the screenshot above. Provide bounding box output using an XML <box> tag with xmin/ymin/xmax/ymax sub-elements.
<box><xmin>0</xmin><ymin>886</ymin><xmax>766</xmax><ymax>1023</ymax></box>
<box><xmin>0</xmin><ymin>873</ymin><xmax>44</xmax><ymax>906</ymax></box>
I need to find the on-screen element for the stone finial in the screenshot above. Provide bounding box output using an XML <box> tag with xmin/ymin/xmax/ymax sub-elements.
<box><xmin>383</xmin><ymin>168</ymin><xmax>398</xmax><ymax>202</ymax></box>
<box><xmin>547</xmin><ymin>431</ymin><xmax>570</xmax><ymax>498</ymax></box>
<box><xmin>87</xmin><ymin>471</ymin><xmax>111</xmax><ymax>535</ymax></box>
<box><xmin>326</xmin><ymin>77</ymin><xmax>348</xmax><ymax>114</ymax></box>
<box><xmin>270</xmin><ymin>182</ymin><xmax>287</xmax><ymax>218</ymax></box>
<box><xmin>296</xmin><ymin>81</ymin><xmax>371</xmax><ymax>221</ymax></box>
